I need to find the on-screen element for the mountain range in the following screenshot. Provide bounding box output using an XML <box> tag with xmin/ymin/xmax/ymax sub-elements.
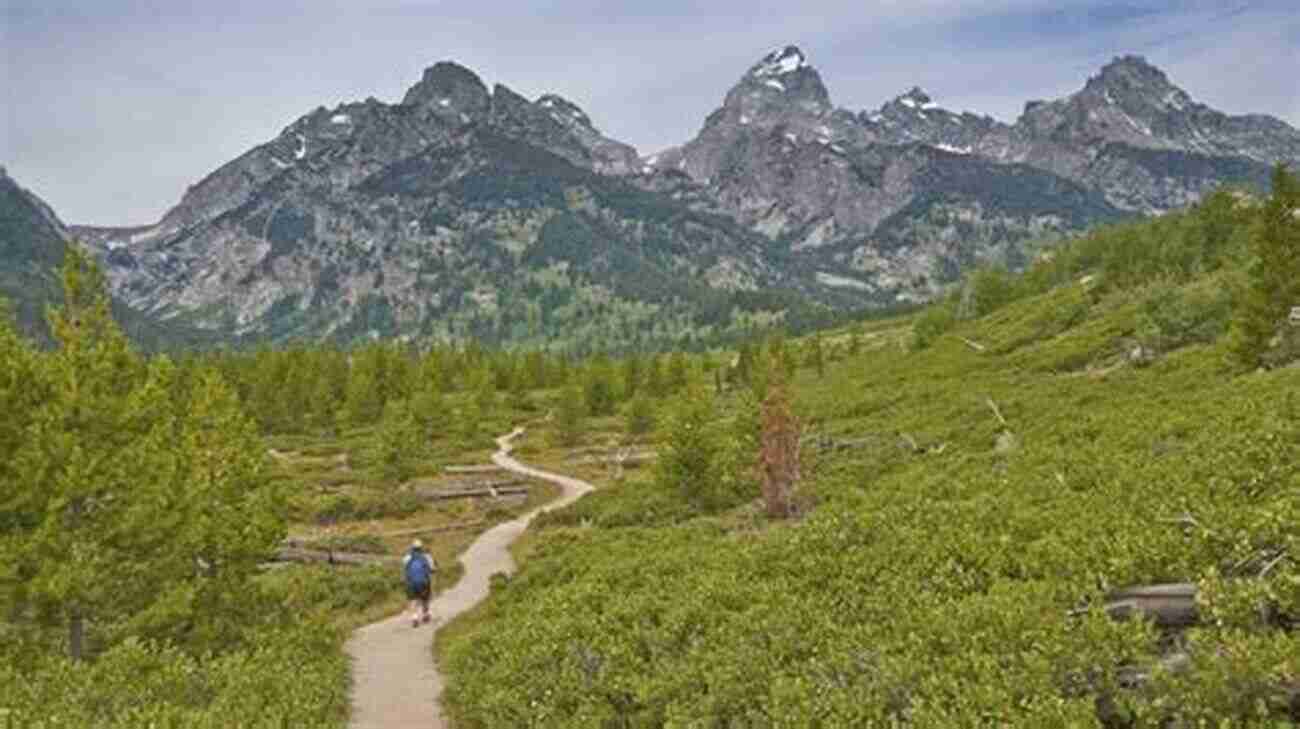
<box><xmin>6</xmin><ymin>46</ymin><xmax>1298</xmax><ymax>348</ymax></box>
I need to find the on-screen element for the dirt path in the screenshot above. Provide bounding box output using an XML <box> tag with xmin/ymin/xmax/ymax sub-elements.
<box><xmin>345</xmin><ymin>428</ymin><xmax>593</xmax><ymax>729</ymax></box>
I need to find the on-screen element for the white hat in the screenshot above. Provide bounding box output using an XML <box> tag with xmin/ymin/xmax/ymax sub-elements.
<box><xmin>412</xmin><ymin>539</ymin><xmax>424</xmax><ymax>550</ymax></box>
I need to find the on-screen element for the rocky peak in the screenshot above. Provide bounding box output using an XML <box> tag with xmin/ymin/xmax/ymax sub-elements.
<box><xmin>718</xmin><ymin>44</ymin><xmax>831</xmax><ymax>124</ymax></box>
<box><xmin>1016</xmin><ymin>55</ymin><xmax>1199</xmax><ymax>147</ymax></box>
<box><xmin>749</xmin><ymin>45</ymin><xmax>808</xmax><ymax>78</ymax></box>
<box><xmin>870</xmin><ymin>86</ymin><xmax>940</xmax><ymax>122</ymax></box>
<box><xmin>896</xmin><ymin>86</ymin><xmax>934</xmax><ymax>109</ymax></box>
<box><xmin>1090</xmin><ymin>55</ymin><xmax>1172</xmax><ymax>93</ymax></box>
<box><xmin>401</xmin><ymin>61</ymin><xmax>491</xmax><ymax>122</ymax></box>
<box><xmin>536</xmin><ymin>94</ymin><xmax>595</xmax><ymax>130</ymax></box>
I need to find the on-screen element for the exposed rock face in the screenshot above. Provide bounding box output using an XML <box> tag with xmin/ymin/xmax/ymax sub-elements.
<box><xmin>2</xmin><ymin>169</ymin><xmax>217</xmax><ymax>347</ymax></box>
<box><xmin>48</xmin><ymin>49</ymin><xmax>1300</xmax><ymax>347</ymax></box>
<box><xmin>641</xmin><ymin>49</ymin><xmax>1297</xmax><ymax>301</ymax></box>
<box><xmin>65</xmin><ymin>71</ymin><xmax>791</xmax><ymax>345</ymax></box>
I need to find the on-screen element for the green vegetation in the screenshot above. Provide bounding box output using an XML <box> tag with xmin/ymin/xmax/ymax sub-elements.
<box><xmin>437</xmin><ymin>173</ymin><xmax>1299</xmax><ymax>727</ymax></box>
<box><xmin>2</xmin><ymin>170</ymin><xmax>1296</xmax><ymax>726</ymax></box>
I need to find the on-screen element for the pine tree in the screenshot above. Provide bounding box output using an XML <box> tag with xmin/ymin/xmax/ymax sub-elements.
<box><xmin>624</xmin><ymin>393</ymin><xmax>656</xmax><ymax>438</ymax></box>
<box><xmin>4</xmin><ymin>250</ymin><xmax>282</xmax><ymax>660</ymax></box>
<box><xmin>621</xmin><ymin>354</ymin><xmax>642</xmax><ymax>399</ymax></box>
<box><xmin>656</xmin><ymin>385</ymin><xmax>721</xmax><ymax>508</ymax></box>
<box><xmin>584</xmin><ymin>362</ymin><xmax>616</xmax><ymax>416</ymax></box>
<box><xmin>0</xmin><ymin>302</ymin><xmax>43</xmax><ymax>509</ymax></box>
<box><xmin>166</xmin><ymin>367</ymin><xmax>284</xmax><ymax>651</ymax></box>
<box><xmin>410</xmin><ymin>362</ymin><xmax>445</xmax><ymax>441</ymax></box>
<box><xmin>524</xmin><ymin>350</ymin><xmax>547</xmax><ymax>389</ymax></box>
<box><xmin>645</xmin><ymin>355</ymin><xmax>665</xmax><ymax>398</ymax></box>
<box><xmin>666</xmin><ymin>351</ymin><xmax>690</xmax><ymax>394</ymax></box>
<box><xmin>340</xmin><ymin>347</ymin><xmax>384</xmax><ymax>427</ymax></box>
<box><xmin>806</xmin><ymin>333</ymin><xmax>825</xmax><ymax>378</ymax></box>
<box><xmin>371</xmin><ymin>397</ymin><xmax>425</xmax><ymax>484</ymax></box>
<box><xmin>732</xmin><ymin>342</ymin><xmax>753</xmax><ymax>387</ymax></box>
<box><xmin>552</xmin><ymin>381</ymin><xmax>585</xmax><ymax>447</ymax></box>
<box><xmin>1231</xmin><ymin>165</ymin><xmax>1300</xmax><ymax>367</ymax></box>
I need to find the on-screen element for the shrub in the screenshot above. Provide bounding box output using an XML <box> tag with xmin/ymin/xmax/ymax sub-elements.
<box><xmin>1136</xmin><ymin>280</ymin><xmax>1233</xmax><ymax>354</ymax></box>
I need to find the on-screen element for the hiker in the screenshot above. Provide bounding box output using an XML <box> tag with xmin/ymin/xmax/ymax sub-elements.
<box><xmin>403</xmin><ymin>539</ymin><xmax>437</xmax><ymax>627</ymax></box>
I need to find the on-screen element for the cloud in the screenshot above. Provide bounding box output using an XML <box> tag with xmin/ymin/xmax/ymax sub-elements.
<box><xmin>2</xmin><ymin>0</ymin><xmax>1296</xmax><ymax>224</ymax></box>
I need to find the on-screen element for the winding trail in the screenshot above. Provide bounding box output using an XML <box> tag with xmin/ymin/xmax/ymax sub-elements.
<box><xmin>345</xmin><ymin>428</ymin><xmax>593</xmax><ymax>729</ymax></box>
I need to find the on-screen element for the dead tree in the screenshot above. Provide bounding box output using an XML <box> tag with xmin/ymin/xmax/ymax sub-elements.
<box><xmin>760</xmin><ymin>382</ymin><xmax>802</xmax><ymax>518</ymax></box>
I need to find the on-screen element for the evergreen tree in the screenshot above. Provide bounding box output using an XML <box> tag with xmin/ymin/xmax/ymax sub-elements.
<box><xmin>621</xmin><ymin>354</ymin><xmax>642</xmax><ymax>399</ymax></box>
<box><xmin>3</xmin><ymin>251</ymin><xmax>282</xmax><ymax>660</ymax></box>
<box><xmin>340</xmin><ymin>347</ymin><xmax>385</xmax><ymax>427</ymax></box>
<box><xmin>584</xmin><ymin>362</ymin><xmax>617</xmax><ymax>416</ymax></box>
<box><xmin>624</xmin><ymin>393</ymin><xmax>656</xmax><ymax>438</ymax></box>
<box><xmin>524</xmin><ymin>350</ymin><xmax>547</xmax><ymax>390</ymax></box>
<box><xmin>552</xmin><ymin>381</ymin><xmax>585</xmax><ymax>447</ymax></box>
<box><xmin>657</xmin><ymin>385</ymin><xmax>723</xmax><ymax>509</ymax></box>
<box><xmin>806</xmin><ymin>332</ymin><xmax>825</xmax><ymax>378</ymax></box>
<box><xmin>166</xmin><ymin>367</ymin><xmax>284</xmax><ymax>651</ymax></box>
<box><xmin>410</xmin><ymin>357</ymin><xmax>445</xmax><ymax>441</ymax></box>
<box><xmin>0</xmin><ymin>302</ymin><xmax>43</xmax><ymax>511</ymax></box>
<box><xmin>644</xmin><ymin>355</ymin><xmax>665</xmax><ymax>398</ymax></box>
<box><xmin>370</xmin><ymin>397</ymin><xmax>425</xmax><ymax>483</ymax></box>
<box><xmin>732</xmin><ymin>342</ymin><xmax>753</xmax><ymax>387</ymax></box>
<box><xmin>1231</xmin><ymin>165</ymin><xmax>1300</xmax><ymax>367</ymax></box>
<box><xmin>666</xmin><ymin>351</ymin><xmax>690</xmax><ymax>393</ymax></box>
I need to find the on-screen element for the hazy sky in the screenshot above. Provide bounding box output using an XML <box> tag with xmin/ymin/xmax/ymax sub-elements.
<box><xmin>3</xmin><ymin>0</ymin><xmax>1297</xmax><ymax>225</ymax></box>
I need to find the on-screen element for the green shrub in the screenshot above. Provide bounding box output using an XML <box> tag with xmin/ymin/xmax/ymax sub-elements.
<box><xmin>910</xmin><ymin>301</ymin><xmax>957</xmax><ymax>350</ymax></box>
<box><xmin>1136</xmin><ymin>279</ymin><xmax>1233</xmax><ymax>355</ymax></box>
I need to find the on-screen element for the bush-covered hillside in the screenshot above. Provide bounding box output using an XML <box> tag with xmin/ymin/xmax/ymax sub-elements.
<box><xmin>437</xmin><ymin>170</ymin><xmax>1299</xmax><ymax>727</ymax></box>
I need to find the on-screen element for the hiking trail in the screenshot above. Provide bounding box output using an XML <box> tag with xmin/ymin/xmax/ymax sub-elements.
<box><xmin>345</xmin><ymin>428</ymin><xmax>593</xmax><ymax>728</ymax></box>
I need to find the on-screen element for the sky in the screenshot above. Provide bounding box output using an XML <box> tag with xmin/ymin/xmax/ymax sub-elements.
<box><xmin>3</xmin><ymin>0</ymin><xmax>1297</xmax><ymax>225</ymax></box>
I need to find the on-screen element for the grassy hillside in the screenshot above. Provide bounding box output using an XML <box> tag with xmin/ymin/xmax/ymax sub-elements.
<box><xmin>436</xmin><ymin>182</ymin><xmax>1299</xmax><ymax>727</ymax></box>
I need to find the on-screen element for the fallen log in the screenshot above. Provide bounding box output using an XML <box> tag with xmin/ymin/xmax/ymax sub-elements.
<box><xmin>1092</xmin><ymin>582</ymin><xmax>1298</xmax><ymax>724</ymax></box>
<box><xmin>413</xmin><ymin>486</ymin><xmax>529</xmax><ymax>501</ymax></box>
<box><xmin>378</xmin><ymin>520</ymin><xmax>486</xmax><ymax>538</ymax></box>
<box><xmin>269</xmin><ymin>546</ymin><xmax>396</xmax><ymax>567</ymax></box>
<box><xmin>568</xmin><ymin>452</ymin><xmax>657</xmax><ymax>466</ymax></box>
<box><xmin>444</xmin><ymin>464</ymin><xmax>504</xmax><ymax>474</ymax></box>
<box><xmin>1102</xmin><ymin>583</ymin><xmax>1198</xmax><ymax>628</ymax></box>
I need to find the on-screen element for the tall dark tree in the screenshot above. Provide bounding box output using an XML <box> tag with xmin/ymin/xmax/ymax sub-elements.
<box><xmin>1231</xmin><ymin>165</ymin><xmax>1300</xmax><ymax>367</ymax></box>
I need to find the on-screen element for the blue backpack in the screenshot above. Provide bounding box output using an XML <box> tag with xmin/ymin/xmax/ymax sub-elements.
<box><xmin>405</xmin><ymin>551</ymin><xmax>432</xmax><ymax>590</ymax></box>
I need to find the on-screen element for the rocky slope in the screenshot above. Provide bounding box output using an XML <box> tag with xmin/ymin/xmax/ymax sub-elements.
<box><xmin>644</xmin><ymin>49</ymin><xmax>1296</xmax><ymax>302</ymax></box>
<box><xmin>1</xmin><ymin>168</ymin><xmax>219</xmax><ymax>347</ymax></box>
<box><xmin>69</xmin><ymin>65</ymin><xmax>816</xmax><ymax>347</ymax></box>
<box><xmin>50</xmin><ymin>49</ymin><xmax>1300</xmax><ymax>347</ymax></box>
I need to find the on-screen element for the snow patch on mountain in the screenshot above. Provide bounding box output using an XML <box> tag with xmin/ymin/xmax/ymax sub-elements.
<box><xmin>816</xmin><ymin>272</ymin><xmax>872</xmax><ymax>290</ymax></box>
<box><xmin>752</xmin><ymin>46</ymin><xmax>806</xmax><ymax>78</ymax></box>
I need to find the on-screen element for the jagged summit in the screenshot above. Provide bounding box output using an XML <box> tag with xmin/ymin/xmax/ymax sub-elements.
<box><xmin>1084</xmin><ymin>55</ymin><xmax>1183</xmax><ymax>102</ymax></box>
<box><xmin>896</xmin><ymin>86</ymin><xmax>934</xmax><ymax>108</ymax></box>
<box><xmin>51</xmin><ymin>43</ymin><xmax>1298</xmax><ymax>348</ymax></box>
<box><xmin>722</xmin><ymin>43</ymin><xmax>830</xmax><ymax>115</ymax></box>
<box><xmin>401</xmin><ymin>61</ymin><xmax>490</xmax><ymax>116</ymax></box>
<box><xmin>749</xmin><ymin>45</ymin><xmax>807</xmax><ymax>78</ymax></box>
<box><xmin>881</xmin><ymin>86</ymin><xmax>940</xmax><ymax>115</ymax></box>
<box><xmin>1094</xmin><ymin>55</ymin><xmax>1165</xmax><ymax>83</ymax></box>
